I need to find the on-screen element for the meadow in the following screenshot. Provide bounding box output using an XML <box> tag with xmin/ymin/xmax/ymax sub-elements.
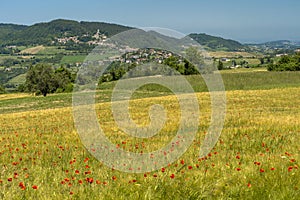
<box><xmin>0</xmin><ymin>71</ymin><xmax>299</xmax><ymax>199</ymax></box>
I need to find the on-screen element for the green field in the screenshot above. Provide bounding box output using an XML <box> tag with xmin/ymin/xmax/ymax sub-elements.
<box><xmin>0</xmin><ymin>71</ymin><xmax>299</xmax><ymax>199</ymax></box>
<box><xmin>37</xmin><ymin>46</ymin><xmax>67</xmax><ymax>55</ymax></box>
<box><xmin>60</xmin><ymin>55</ymin><xmax>87</xmax><ymax>64</ymax></box>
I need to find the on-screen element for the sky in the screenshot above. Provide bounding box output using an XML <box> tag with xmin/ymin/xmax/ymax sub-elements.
<box><xmin>0</xmin><ymin>0</ymin><xmax>299</xmax><ymax>43</ymax></box>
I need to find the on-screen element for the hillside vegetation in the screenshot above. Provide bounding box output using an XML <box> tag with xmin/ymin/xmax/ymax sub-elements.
<box><xmin>0</xmin><ymin>19</ymin><xmax>132</xmax><ymax>46</ymax></box>
<box><xmin>189</xmin><ymin>33</ymin><xmax>245</xmax><ymax>51</ymax></box>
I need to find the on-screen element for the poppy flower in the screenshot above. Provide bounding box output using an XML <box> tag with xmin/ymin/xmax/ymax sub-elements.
<box><xmin>86</xmin><ymin>177</ymin><xmax>93</xmax><ymax>184</ymax></box>
<box><xmin>84</xmin><ymin>171</ymin><xmax>91</xmax><ymax>175</ymax></box>
<box><xmin>19</xmin><ymin>182</ymin><xmax>25</xmax><ymax>188</ymax></box>
<box><xmin>170</xmin><ymin>174</ymin><xmax>175</xmax><ymax>179</ymax></box>
<box><xmin>32</xmin><ymin>185</ymin><xmax>38</xmax><ymax>190</ymax></box>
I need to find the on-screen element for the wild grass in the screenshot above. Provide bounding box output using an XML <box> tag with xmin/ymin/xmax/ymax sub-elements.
<box><xmin>0</xmin><ymin>87</ymin><xmax>299</xmax><ymax>199</ymax></box>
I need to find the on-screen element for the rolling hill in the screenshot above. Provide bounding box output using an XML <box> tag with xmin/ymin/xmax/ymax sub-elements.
<box><xmin>0</xmin><ymin>19</ymin><xmax>133</xmax><ymax>46</ymax></box>
<box><xmin>189</xmin><ymin>33</ymin><xmax>246</xmax><ymax>51</ymax></box>
<box><xmin>0</xmin><ymin>19</ymin><xmax>248</xmax><ymax>52</ymax></box>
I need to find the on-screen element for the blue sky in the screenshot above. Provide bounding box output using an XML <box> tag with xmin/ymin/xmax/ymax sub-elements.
<box><xmin>0</xmin><ymin>0</ymin><xmax>299</xmax><ymax>43</ymax></box>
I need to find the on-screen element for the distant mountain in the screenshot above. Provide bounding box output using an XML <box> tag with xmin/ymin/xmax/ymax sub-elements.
<box><xmin>189</xmin><ymin>33</ymin><xmax>245</xmax><ymax>51</ymax></box>
<box><xmin>0</xmin><ymin>19</ymin><xmax>133</xmax><ymax>46</ymax></box>
<box><xmin>4</xmin><ymin>19</ymin><xmax>298</xmax><ymax>53</ymax></box>
<box><xmin>247</xmin><ymin>40</ymin><xmax>300</xmax><ymax>50</ymax></box>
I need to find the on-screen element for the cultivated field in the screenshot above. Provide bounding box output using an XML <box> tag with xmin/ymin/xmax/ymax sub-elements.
<box><xmin>0</xmin><ymin>72</ymin><xmax>299</xmax><ymax>199</ymax></box>
<box><xmin>20</xmin><ymin>46</ymin><xmax>45</xmax><ymax>55</ymax></box>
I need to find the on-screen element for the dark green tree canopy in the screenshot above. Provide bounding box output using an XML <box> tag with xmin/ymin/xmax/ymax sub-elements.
<box><xmin>25</xmin><ymin>64</ymin><xmax>73</xmax><ymax>96</ymax></box>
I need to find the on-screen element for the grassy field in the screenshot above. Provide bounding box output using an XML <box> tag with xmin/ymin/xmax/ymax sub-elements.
<box><xmin>1</xmin><ymin>71</ymin><xmax>300</xmax><ymax>114</ymax></box>
<box><xmin>0</xmin><ymin>71</ymin><xmax>299</xmax><ymax>199</ymax></box>
<box><xmin>37</xmin><ymin>46</ymin><xmax>67</xmax><ymax>55</ymax></box>
<box><xmin>7</xmin><ymin>74</ymin><xmax>26</xmax><ymax>85</ymax></box>
<box><xmin>20</xmin><ymin>46</ymin><xmax>45</xmax><ymax>55</ymax></box>
<box><xmin>60</xmin><ymin>55</ymin><xmax>87</xmax><ymax>64</ymax></box>
<box><xmin>208</xmin><ymin>51</ymin><xmax>259</xmax><ymax>58</ymax></box>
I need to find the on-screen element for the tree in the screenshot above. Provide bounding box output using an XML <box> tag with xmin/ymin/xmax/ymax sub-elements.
<box><xmin>0</xmin><ymin>85</ymin><xmax>6</xmax><ymax>94</ymax></box>
<box><xmin>217</xmin><ymin>60</ymin><xmax>224</xmax><ymax>70</ymax></box>
<box><xmin>54</xmin><ymin>67</ymin><xmax>74</xmax><ymax>93</ymax></box>
<box><xmin>25</xmin><ymin>64</ymin><xmax>56</xmax><ymax>96</ymax></box>
<box><xmin>185</xmin><ymin>47</ymin><xmax>210</xmax><ymax>73</ymax></box>
<box><xmin>232</xmin><ymin>60</ymin><xmax>237</xmax><ymax>67</ymax></box>
<box><xmin>259</xmin><ymin>57</ymin><xmax>265</xmax><ymax>65</ymax></box>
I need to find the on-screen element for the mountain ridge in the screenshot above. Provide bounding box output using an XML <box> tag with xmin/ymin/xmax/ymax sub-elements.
<box><xmin>0</xmin><ymin>19</ymin><xmax>298</xmax><ymax>51</ymax></box>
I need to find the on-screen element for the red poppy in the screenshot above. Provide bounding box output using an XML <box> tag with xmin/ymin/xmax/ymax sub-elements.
<box><xmin>188</xmin><ymin>166</ymin><xmax>193</xmax><ymax>170</ymax></box>
<box><xmin>260</xmin><ymin>168</ymin><xmax>265</xmax><ymax>173</ymax></box>
<box><xmin>170</xmin><ymin>174</ymin><xmax>175</xmax><ymax>179</ymax></box>
<box><xmin>7</xmin><ymin>178</ymin><xmax>12</xmax><ymax>182</ymax></box>
<box><xmin>236</xmin><ymin>168</ymin><xmax>241</xmax><ymax>171</ymax></box>
<box><xmin>271</xmin><ymin>167</ymin><xmax>275</xmax><ymax>171</ymax></box>
<box><xmin>254</xmin><ymin>161</ymin><xmax>261</xmax><ymax>166</ymax></box>
<box><xmin>247</xmin><ymin>183</ymin><xmax>252</xmax><ymax>188</ymax></box>
<box><xmin>112</xmin><ymin>176</ymin><xmax>117</xmax><ymax>181</ymax></box>
<box><xmin>180</xmin><ymin>160</ymin><xmax>185</xmax><ymax>165</ymax></box>
<box><xmin>75</xmin><ymin>170</ymin><xmax>80</xmax><ymax>175</ymax></box>
<box><xmin>19</xmin><ymin>182</ymin><xmax>25</xmax><ymax>188</ymax></box>
<box><xmin>86</xmin><ymin>177</ymin><xmax>93</xmax><ymax>184</ymax></box>
<box><xmin>32</xmin><ymin>185</ymin><xmax>38</xmax><ymax>190</ymax></box>
<box><xmin>84</xmin><ymin>171</ymin><xmax>91</xmax><ymax>175</ymax></box>
<box><xmin>161</xmin><ymin>168</ymin><xmax>165</xmax><ymax>173</ymax></box>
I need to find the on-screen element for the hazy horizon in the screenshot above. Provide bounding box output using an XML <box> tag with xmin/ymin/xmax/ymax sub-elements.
<box><xmin>1</xmin><ymin>0</ymin><xmax>299</xmax><ymax>44</ymax></box>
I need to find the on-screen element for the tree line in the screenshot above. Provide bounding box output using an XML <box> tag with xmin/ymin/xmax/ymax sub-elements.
<box><xmin>267</xmin><ymin>53</ymin><xmax>300</xmax><ymax>71</ymax></box>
